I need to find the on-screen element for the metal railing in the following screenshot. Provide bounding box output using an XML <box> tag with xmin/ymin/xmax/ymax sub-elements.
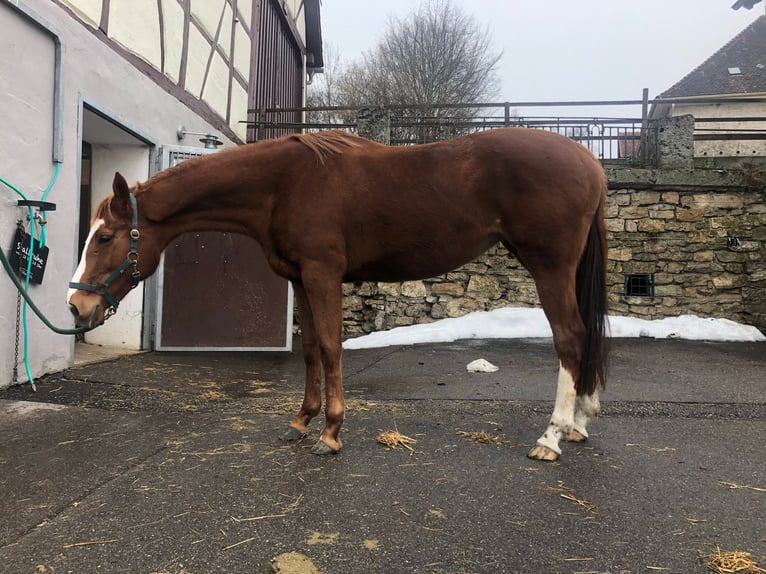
<box><xmin>244</xmin><ymin>95</ymin><xmax>766</xmax><ymax>168</ymax></box>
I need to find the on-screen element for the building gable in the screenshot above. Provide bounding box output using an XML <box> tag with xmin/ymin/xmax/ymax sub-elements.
<box><xmin>661</xmin><ymin>15</ymin><xmax>766</xmax><ymax>97</ymax></box>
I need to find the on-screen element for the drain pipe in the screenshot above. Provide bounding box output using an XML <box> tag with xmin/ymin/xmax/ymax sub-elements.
<box><xmin>2</xmin><ymin>0</ymin><xmax>64</xmax><ymax>164</ymax></box>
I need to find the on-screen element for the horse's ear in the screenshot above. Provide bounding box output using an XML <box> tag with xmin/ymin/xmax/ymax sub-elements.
<box><xmin>111</xmin><ymin>172</ymin><xmax>132</xmax><ymax>215</ymax></box>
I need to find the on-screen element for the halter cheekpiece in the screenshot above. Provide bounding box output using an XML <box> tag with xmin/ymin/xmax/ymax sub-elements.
<box><xmin>69</xmin><ymin>193</ymin><xmax>141</xmax><ymax>318</ymax></box>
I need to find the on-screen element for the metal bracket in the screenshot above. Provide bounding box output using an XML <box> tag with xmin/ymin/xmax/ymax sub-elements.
<box><xmin>17</xmin><ymin>200</ymin><xmax>56</xmax><ymax>211</ymax></box>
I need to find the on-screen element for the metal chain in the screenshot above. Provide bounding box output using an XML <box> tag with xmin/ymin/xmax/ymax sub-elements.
<box><xmin>12</xmin><ymin>219</ymin><xmax>26</xmax><ymax>385</ymax></box>
<box><xmin>13</xmin><ymin>288</ymin><xmax>21</xmax><ymax>385</ymax></box>
<box><xmin>13</xmin><ymin>219</ymin><xmax>32</xmax><ymax>389</ymax></box>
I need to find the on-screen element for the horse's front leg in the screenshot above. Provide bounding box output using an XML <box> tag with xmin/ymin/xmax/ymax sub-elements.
<box><xmin>299</xmin><ymin>269</ymin><xmax>345</xmax><ymax>455</ymax></box>
<box><xmin>284</xmin><ymin>283</ymin><xmax>323</xmax><ymax>441</ymax></box>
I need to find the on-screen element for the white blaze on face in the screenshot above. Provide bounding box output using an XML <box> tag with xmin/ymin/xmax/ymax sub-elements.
<box><xmin>67</xmin><ymin>218</ymin><xmax>105</xmax><ymax>304</ymax></box>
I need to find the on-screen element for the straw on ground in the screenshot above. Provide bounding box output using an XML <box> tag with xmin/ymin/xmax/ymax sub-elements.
<box><xmin>706</xmin><ymin>546</ymin><xmax>765</xmax><ymax>574</ymax></box>
<box><xmin>376</xmin><ymin>430</ymin><xmax>416</xmax><ymax>451</ymax></box>
<box><xmin>546</xmin><ymin>481</ymin><xmax>596</xmax><ymax>512</ymax></box>
<box><xmin>719</xmin><ymin>481</ymin><xmax>766</xmax><ymax>493</ymax></box>
<box><xmin>456</xmin><ymin>430</ymin><xmax>504</xmax><ymax>445</ymax></box>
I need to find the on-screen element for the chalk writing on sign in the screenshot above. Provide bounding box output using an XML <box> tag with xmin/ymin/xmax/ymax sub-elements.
<box><xmin>9</xmin><ymin>227</ymin><xmax>49</xmax><ymax>285</ymax></box>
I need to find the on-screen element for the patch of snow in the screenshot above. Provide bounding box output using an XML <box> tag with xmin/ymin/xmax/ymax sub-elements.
<box><xmin>466</xmin><ymin>359</ymin><xmax>499</xmax><ymax>373</ymax></box>
<box><xmin>343</xmin><ymin>308</ymin><xmax>765</xmax><ymax>350</ymax></box>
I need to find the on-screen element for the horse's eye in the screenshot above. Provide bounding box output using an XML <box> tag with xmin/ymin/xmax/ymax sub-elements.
<box><xmin>97</xmin><ymin>235</ymin><xmax>113</xmax><ymax>245</ymax></box>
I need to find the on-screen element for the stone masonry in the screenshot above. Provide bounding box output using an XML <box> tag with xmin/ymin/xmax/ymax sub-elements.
<box><xmin>605</xmin><ymin>171</ymin><xmax>765</xmax><ymax>330</ymax></box>
<box><xmin>340</xmin><ymin>173</ymin><xmax>765</xmax><ymax>337</ymax></box>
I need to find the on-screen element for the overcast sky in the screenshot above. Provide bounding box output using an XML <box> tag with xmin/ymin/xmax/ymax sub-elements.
<box><xmin>318</xmin><ymin>0</ymin><xmax>763</xmax><ymax>117</ymax></box>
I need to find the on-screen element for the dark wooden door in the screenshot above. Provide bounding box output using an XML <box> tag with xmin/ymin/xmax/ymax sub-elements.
<box><xmin>155</xmin><ymin>146</ymin><xmax>292</xmax><ymax>350</ymax></box>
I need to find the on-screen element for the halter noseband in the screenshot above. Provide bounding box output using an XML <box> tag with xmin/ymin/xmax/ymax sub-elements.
<box><xmin>69</xmin><ymin>194</ymin><xmax>141</xmax><ymax>318</ymax></box>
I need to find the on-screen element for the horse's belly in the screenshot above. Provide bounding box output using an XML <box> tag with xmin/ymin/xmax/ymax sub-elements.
<box><xmin>344</xmin><ymin>238</ymin><xmax>499</xmax><ymax>283</ymax></box>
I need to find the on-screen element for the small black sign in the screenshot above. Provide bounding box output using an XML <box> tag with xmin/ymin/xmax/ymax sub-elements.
<box><xmin>9</xmin><ymin>227</ymin><xmax>49</xmax><ymax>285</ymax></box>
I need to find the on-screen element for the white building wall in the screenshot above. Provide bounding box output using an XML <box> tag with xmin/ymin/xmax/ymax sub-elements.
<box><xmin>285</xmin><ymin>0</ymin><xmax>307</xmax><ymax>38</ymax></box>
<box><xmin>162</xmin><ymin>0</ymin><xmax>186</xmax><ymax>84</ymax></box>
<box><xmin>0</xmin><ymin>2</ymin><xmax>68</xmax><ymax>387</ymax></box>
<box><xmin>109</xmin><ymin>0</ymin><xmax>163</xmax><ymax>70</ymax></box>
<box><xmin>671</xmin><ymin>99</ymin><xmax>766</xmax><ymax>159</ymax></box>
<box><xmin>1</xmin><ymin>0</ymin><xmax>314</xmax><ymax>388</ymax></box>
<box><xmin>0</xmin><ymin>0</ymin><xmax>236</xmax><ymax>388</ymax></box>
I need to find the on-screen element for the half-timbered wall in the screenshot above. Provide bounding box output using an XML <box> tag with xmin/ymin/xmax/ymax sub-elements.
<box><xmin>55</xmin><ymin>0</ymin><xmax>313</xmax><ymax>143</ymax></box>
<box><xmin>56</xmin><ymin>0</ymin><xmax>254</xmax><ymax>141</ymax></box>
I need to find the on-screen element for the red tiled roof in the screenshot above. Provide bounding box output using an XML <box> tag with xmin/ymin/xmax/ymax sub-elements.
<box><xmin>661</xmin><ymin>15</ymin><xmax>766</xmax><ymax>97</ymax></box>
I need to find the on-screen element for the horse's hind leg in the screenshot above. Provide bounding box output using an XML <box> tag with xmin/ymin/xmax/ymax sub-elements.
<box><xmin>567</xmin><ymin>392</ymin><xmax>601</xmax><ymax>442</ymax></box>
<box><xmin>526</xmin><ymin>267</ymin><xmax>585</xmax><ymax>462</ymax></box>
<box><xmin>528</xmin><ymin>362</ymin><xmax>579</xmax><ymax>461</ymax></box>
<box><xmin>285</xmin><ymin>283</ymin><xmax>323</xmax><ymax>441</ymax></box>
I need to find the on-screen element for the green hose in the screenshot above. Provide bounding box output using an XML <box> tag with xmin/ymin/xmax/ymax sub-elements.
<box><xmin>0</xmin><ymin>239</ymin><xmax>89</xmax><ymax>335</ymax></box>
<box><xmin>1</xmin><ymin>165</ymin><xmax>91</xmax><ymax>389</ymax></box>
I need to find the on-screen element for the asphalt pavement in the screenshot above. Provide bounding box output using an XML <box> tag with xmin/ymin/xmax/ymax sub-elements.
<box><xmin>1</xmin><ymin>337</ymin><xmax>764</xmax><ymax>574</ymax></box>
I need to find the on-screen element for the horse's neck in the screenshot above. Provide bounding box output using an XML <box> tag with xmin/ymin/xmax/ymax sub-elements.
<box><xmin>140</xmin><ymin>150</ymin><xmax>278</xmax><ymax>247</ymax></box>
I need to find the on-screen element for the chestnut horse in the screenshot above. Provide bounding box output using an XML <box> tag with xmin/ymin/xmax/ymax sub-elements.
<box><xmin>67</xmin><ymin>128</ymin><xmax>608</xmax><ymax>461</ymax></box>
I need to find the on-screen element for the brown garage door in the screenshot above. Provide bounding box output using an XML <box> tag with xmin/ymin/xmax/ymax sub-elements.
<box><xmin>154</xmin><ymin>146</ymin><xmax>292</xmax><ymax>350</ymax></box>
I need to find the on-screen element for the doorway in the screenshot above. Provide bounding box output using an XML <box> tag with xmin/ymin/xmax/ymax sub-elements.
<box><xmin>75</xmin><ymin>104</ymin><xmax>153</xmax><ymax>362</ymax></box>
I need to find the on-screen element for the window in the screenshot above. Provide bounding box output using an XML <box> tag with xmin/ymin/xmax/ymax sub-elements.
<box><xmin>624</xmin><ymin>273</ymin><xmax>655</xmax><ymax>297</ymax></box>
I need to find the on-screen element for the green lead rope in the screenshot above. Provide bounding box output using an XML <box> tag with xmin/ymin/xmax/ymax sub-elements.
<box><xmin>0</xmin><ymin>164</ymin><xmax>91</xmax><ymax>390</ymax></box>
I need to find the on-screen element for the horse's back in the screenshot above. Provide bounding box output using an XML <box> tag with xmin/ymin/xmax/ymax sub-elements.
<box><xmin>361</xmin><ymin>128</ymin><xmax>605</xmax><ymax>208</ymax></box>
<box><xmin>280</xmin><ymin>128</ymin><xmax>606</xmax><ymax>281</ymax></box>
<box><xmin>469</xmin><ymin>128</ymin><xmax>604</xmax><ymax>193</ymax></box>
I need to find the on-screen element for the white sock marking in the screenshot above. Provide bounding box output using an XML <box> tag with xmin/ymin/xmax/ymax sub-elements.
<box><xmin>573</xmin><ymin>391</ymin><xmax>600</xmax><ymax>438</ymax></box>
<box><xmin>535</xmin><ymin>362</ymin><xmax>577</xmax><ymax>454</ymax></box>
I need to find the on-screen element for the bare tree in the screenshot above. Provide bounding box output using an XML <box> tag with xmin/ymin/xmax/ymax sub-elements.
<box><xmin>305</xmin><ymin>44</ymin><xmax>356</xmax><ymax>128</ymax></box>
<box><xmin>312</xmin><ymin>0</ymin><xmax>502</xmax><ymax>143</ymax></box>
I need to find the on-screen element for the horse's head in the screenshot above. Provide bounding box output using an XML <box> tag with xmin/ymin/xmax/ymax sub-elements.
<box><xmin>68</xmin><ymin>172</ymin><xmax>159</xmax><ymax>328</ymax></box>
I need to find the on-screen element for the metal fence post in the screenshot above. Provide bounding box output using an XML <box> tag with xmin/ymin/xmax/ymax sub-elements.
<box><xmin>640</xmin><ymin>88</ymin><xmax>649</xmax><ymax>165</ymax></box>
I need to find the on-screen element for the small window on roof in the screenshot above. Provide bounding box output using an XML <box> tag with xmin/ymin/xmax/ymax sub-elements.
<box><xmin>728</xmin><ymin>67</ymin><xmax>742</xmax><ymax>75</ymax></box>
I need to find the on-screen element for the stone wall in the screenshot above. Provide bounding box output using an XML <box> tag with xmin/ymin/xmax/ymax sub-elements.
<box><xmin>334</xmin><ymin>113</ymin><xmax>765</xmax><ymax>337</ymax></box>
<box><xmin>341</xmin><ymin>244</ymin><xmax>537</xmax><ymax>337</ymax></box>
<box><xmin>605</xmin><ymin>170</ymin><xmax>765</xmax><ymax>330</ymax></box>
<box><xmin>340</xmin><ymin>171</ymin><xmax>766</xmax><ymax>337</ymax></box>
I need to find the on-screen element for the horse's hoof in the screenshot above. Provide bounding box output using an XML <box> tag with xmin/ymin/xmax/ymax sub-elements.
<box><xmin>566</xmin><ymin>429</ymin><xmax>588</xmax><ymax>443</ymax></box>
<box><xmin>527</xmin><ymin>444</ymin><xmax>560</xmax><ymax>461</ymax></box>
<box><xmin>310</xmin><ymin>439</ymin><xmax>340</xmax><ymax>456</ymax></box>
<box><xmin>283</xmin><ymin>427</ymin><xmax>307</xmax><ymax>442</ymax></box>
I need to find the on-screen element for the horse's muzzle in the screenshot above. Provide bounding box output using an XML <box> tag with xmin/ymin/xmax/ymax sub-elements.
<box><xmin>69</xmin><ymin>302</ymin><xmax>103</xmax><ymax>329</ymax></box>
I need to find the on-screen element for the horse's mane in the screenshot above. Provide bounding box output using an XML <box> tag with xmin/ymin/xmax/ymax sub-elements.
<box><xmin>290</xmin><ymin>130</ymin><xmax>366</xmax><ymax>164</ymax></box>
<box><xmin>105</xmin><ymin>131</ymin><xmax>365</xmax><ymax>215</ymax></box>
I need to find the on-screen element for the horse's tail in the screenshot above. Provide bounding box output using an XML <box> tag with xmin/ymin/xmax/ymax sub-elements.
<box><xmin>575</xmin><ymin>181</ymin><xmax>609</xmax><ymax>396</ymax></box>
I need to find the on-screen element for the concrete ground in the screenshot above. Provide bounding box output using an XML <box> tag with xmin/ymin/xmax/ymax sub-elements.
<box><xmin>1</xmin><ymin>337</ymin><xmax>764</xmax><ymax>574</ymax></box>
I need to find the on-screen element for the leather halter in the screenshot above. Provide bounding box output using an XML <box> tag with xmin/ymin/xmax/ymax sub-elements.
<box><xmin>69</xmin><ymin>194</ymin><xmax>141</xmax><ymax>318</ymax></box>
